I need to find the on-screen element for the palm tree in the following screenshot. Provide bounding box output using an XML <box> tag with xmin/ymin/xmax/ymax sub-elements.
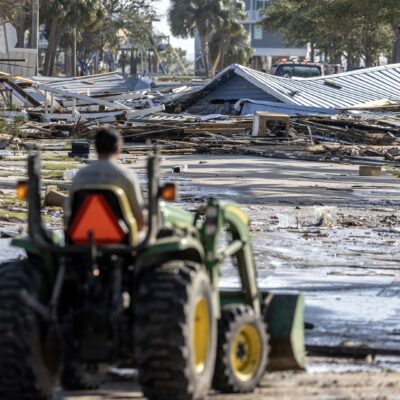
<box><xmin>168</xmin><ymin>0</ymin><xmax>222</xmax><ymax>77</ymax></box>
<box><xmin>209</xmin><ymin>0</ymin><xmax>251</xmax><ymax>74</ymax></box>
<box><xmin>42</xmin><ymin>0</ymin><xmax>105</xmax><ymax>76</ymax></box>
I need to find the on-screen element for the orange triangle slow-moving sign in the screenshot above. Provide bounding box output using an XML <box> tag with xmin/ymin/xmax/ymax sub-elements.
<box><xmin>69</xmin><ymin>194</ymin><xmax>124</xmax><ymax>244</ymax></box>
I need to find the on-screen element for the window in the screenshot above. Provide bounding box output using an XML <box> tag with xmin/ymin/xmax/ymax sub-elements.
<box><xmin>254</xmin><ymin>25</ymin><xmax>263</xmax><ymax>40</ymax></box>
<box><xmin>275</xmin><ymin>65</ymin><xmax>322</xmax><ymax>78</ymax></box>
<box><xmin>256</xmin><ymin>0</ymin><xmax>270</xmax><ymax>9</ymax></box>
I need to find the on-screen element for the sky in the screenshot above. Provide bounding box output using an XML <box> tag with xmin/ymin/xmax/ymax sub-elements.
<box><xmin>153</xmin><ymin>0</ymin><xmax>195</xmax><ymax>61</ymax></box>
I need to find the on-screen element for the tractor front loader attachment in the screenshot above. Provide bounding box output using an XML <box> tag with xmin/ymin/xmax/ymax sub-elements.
<box><xmin>201</xmin><ymin>199</ymin><xmax>306</xmax><ymax>371</ymax></box>
<box><xmin>265</xmin><ymin>293</ymin><xmax>305</xmax><ymax>370</ymax></box>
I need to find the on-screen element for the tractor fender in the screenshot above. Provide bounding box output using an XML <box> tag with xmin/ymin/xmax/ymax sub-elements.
<box><xmin>10</xmin><ymin>235</ymin><xmax>62</xmax><ymax>282</ymax></box>
<box><xmin>136</xmin><ymin>236</ymin><xmax>205</xmax><ymax>272</ymax></box>
<box><xmin>11</xmin><ymin>232</ymin><xmax>63</xmax><ymax>258</ymax></box>
<box><xmin>11</xmin><ymin>236</ymin><xmax>43</xmax><ymax>257</ymax></box>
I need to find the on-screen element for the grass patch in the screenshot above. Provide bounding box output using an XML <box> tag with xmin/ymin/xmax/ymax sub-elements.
<box><xmin>0</xmin><ymin>118</ymin><xmax>24</xmax><ymax>137</ymax></box>
<box><xmin>42</xmin><ymin>154</ymin><xmax>72</xmax><ymax>162</ymax></box>
<box><xmin>3</xmin><ymin>155</ymin><xmax>27</xmax><ymax>161</ymax></box>
<box><xmin>3</xmin><ymin>154</ymin><xmax>74</xmax><ymax>163</ymax></box>
<box><xmin>0</xmin><ymin>171</ymin><xmax>25</xmax><ymax>177</ymax></box>
<box><xmin>42</xmin><ymin>170</ymin><xmax>64</xmax><ymax>180</ymax></box>
<box><xmin>0</xmin><ymin>197</ymin><xmax>25</xmax><ymax>207</ymax></box>
<box><xmin>43</xmin><ymin>163</ymin><xmax>79</xmax><ymax>171</ymax></box>
<box><xmin>0</xmin><ymin>209</ymin><xmax>27</xmax><ymax>222</ymax></box>
<box><xmin>0</xmin><ymin>209</ymin><xmax>53</xmax><ymax>223</ymax></box>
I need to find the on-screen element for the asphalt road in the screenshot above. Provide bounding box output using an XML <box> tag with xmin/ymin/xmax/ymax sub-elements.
<box><xmin>3</xmin><ymin>154</ymin><xmax>400</xmax><ymax>399</ymax></box>
<box><xmin>57</xmin><ymin>362</ymin><xmax>400</xmax><ymax>400</ymax></box>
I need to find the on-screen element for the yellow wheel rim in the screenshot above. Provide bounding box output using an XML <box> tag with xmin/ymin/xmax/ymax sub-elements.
<box><xmin>230</xmin><ymin>324</ymin><xmax>262</xmax><ymax>382</ymax></box>
<box><xmin>193</xmin><ymin>297</ymin><xmax>210</xmax><ymax>374</ymax></box>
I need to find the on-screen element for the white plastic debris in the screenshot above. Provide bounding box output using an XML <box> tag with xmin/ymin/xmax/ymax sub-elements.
<box><xmin>277</xmin><ymin>207</ymin><xmax>338</xmax><ymax>228</ymax></box>
<box><xmin>63</xmin><ymin>169</ymin><xmax>79</xmax><ymax>181</ymax></box>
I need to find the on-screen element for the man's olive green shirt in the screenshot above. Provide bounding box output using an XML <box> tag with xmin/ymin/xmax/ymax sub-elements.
<box><xmin>67</xmin><ymin>159</ymin><xmax>144</xmax><ymax>229</ymax></box>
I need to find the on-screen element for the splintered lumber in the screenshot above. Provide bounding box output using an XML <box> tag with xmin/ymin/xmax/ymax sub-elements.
<box><xmin>183</xmin><ymin>127</ymin><xmax>248</xmax><ymax>134</ymax></box>
<box><xmin>0</xmin><ymin>79</ymin><xmax>41</xmax><ymax>107</ymax></box>
<box><xmin>125</xmin><ymin>105</ymin><xmax>166</xmax><ymax>119</ymax></box>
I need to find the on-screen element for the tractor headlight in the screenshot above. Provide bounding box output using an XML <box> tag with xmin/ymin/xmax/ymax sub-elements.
<box><xmin>16</xmin><ymin>180</ymin><xmax>28</xmax><ymax>200</ymax></box>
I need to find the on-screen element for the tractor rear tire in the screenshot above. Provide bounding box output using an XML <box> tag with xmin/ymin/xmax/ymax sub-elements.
<box><xmin>213</xmin><ymin>304</ymin><xmax>268</xmax><ymax>393</ymax></box>
<box><xmin>0</xmin><ymin>259</ymin><xmax>60</xmax><ymax>400</ymax></box>
<box><xmin>61</xmin><ymin>359</ymin><xmax>104</xmax><ymax>390</ymax></box>
<box><xmin>136</xmin><ymin>261</ymin><xmax>217</xmax><ymax>400</ymax></box>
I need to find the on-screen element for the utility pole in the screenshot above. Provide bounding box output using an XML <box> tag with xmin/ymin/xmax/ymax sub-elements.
<box><xmin>31</xmin><ymin>0</ymin><xmax>40</xmax><ymax>74</ymax></box>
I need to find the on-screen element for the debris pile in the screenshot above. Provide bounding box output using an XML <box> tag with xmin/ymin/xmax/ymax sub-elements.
<box><xmin>1</xmin><ymin>65</ymin><xmax>400</xmax><ymax>165</ymax></box>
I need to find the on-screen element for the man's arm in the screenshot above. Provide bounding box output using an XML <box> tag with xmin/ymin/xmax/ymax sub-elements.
<box><xmin>123</xmin><ymin>172</ymin><xmax>145</xmax><ymax>229</ymax></box>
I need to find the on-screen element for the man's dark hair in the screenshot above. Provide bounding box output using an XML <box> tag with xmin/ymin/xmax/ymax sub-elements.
<box><xmin>95</xmin><ymin>128</ymin><xmax>122</xmax><ymax>155</ymax></box>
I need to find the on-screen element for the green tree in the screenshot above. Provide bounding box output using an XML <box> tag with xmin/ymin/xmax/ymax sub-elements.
<box><xmin>74</xmin><ymin>1</ymin><xmax>155</xmax><ymax>75</ymax></box>
<box><xmin>168</xmin><ymin>0</ymin><xmax>222</xmax><ymax>77</ymax></box>
<box><xmin>358</xmin><ymin>0</ymin><xmax>400</xmax><ymax>63</ymax></box>
<box><xmin>261</xmin><ymin>0</ymin><xmax>396</xmax><ymax>67</ymax></box>
<box><xmin>209</xmin><ymin>0</ymin><xmax>252</xmax><ymax>74</ymax></box>
<box><xmin>42</xmin><ymin>0</ymin><xmax>105</xmax><ymax>76</ymax></box>
<box><xmin>121</xmin><ymin>0</ymin><xmax>157</xmax><ymax>53</ymax></box>
<box><xmin>161</xmin><ymin>46</ymin><xmax>191</xmax><ymax>74</ymax></box>
<box><xmin>0</xmin><ymin>0</ymin><xmax>31</xmax><ymax>47</ymax></box>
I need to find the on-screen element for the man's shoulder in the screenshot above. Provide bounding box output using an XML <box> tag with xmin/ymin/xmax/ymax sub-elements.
<box><xmin>73</xmin><ymin>160</ymin><xmax>100</xmax><ymax>176</ymax></box>
<box><xmin>74</xmin><ymin>159</ymin><xmax>137</xmax><ymax>181</ymax></box>
<box><xmin>108</xmin><ymin>160</ymin><xmax>135</xmax><ymax>175</ymax></box>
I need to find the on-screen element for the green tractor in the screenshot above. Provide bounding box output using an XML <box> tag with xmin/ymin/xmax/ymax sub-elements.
<box><xmin>0</xmin><ymin>151</ymin><xmax>305</xmax><ymax>400</ymax></box>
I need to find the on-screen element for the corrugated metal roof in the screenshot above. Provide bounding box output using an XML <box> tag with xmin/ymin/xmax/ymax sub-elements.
<box><xmin>30</xmin><ymin>73</ymin><xmax>130</xmax><ymax>95</ymax></box>
<box><xmin>198</xmin><ymin>64</ymin><xmax>400</xmax><ymax>109</ymax></box>
<box><xmin>239</xmin><ymin>99</ymin><xmax>337</xmax><ymax>116</ymax></box>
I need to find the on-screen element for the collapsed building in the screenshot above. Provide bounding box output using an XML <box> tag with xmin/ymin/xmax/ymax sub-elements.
<box><xmin>166</xmin><ymin>63</ymin><xmax>400</xmax><ymax>115</ymax></box>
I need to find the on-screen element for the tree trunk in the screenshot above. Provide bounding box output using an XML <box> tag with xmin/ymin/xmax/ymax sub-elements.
<box><xmin>121</xmin><ymin>50</ymin><xmax>126</xmax><ymax>74</ymax></box>
<box><xmin>44</xmin><ymin>19</ymin><xmax>59</xmax><ymax>75</ymax></box>
<box><xmin>65</xmin><ymin>52</ymin><xmax>70</xmax><ymax>75</ymax></box>
<box><xmin>71</xmin><ymin>28</ymin><xmax>77</xmax><ymax>76</ymax></box>
<box><xmin>364</xmin><ymin>51</ymin><xmax>375</xmax><ymax>68</ymax></box>
<box><xmin>211</xmin><ymin>34</ymin><xmax>224</xmax><ymax>77</ymax></box>
<box><xmin>310</xmin><ymin>43</ymin><xmax>315</xmax><ymax>62</ymax></box>
<box><xmin>392</xmin><ymin>21</ymin><xmax>400</xmax><ymax>63</ymax></box>
<box><xmin>16</xmin><ymin>24</ymin><xmax>25</xmax><ymax>48</ymax></box>
<box><xmin>198</xmin><ymin>31</ymin><xmax>210</xmax><ymax>78</ymax></box>
<box><xmin>346</xmin><ymin>53</ymin><xmax>355</xmax><ymax>69</ymax></box>
<box><xmin>49</xmin><ymin>30</ymin><xmax>62</xmax><ymax>76</ymax></box>
<box><xmin>220</xmin><ymin>33</ymin><xmax>225</xmax><ymax>70</ymax></box>
<box><xmin>48</xmin><ymin>19</ymin><xmax>67</xmax><ymax>76</ymax></box>
<box><xmin>44</xmin><ymin>16</ymin><xmax>68</xmax><ymax>76</ymax></box>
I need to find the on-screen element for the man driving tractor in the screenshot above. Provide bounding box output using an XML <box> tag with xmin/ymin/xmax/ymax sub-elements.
<box><xmin>0</xmin><ymin>122</ymin><xmax>305</xmax><ymax>400</ymax></box>
<box><xmin>66</xmin><ymin>127</ymin><xmax>145</xmax><ymax>230</ymax></box>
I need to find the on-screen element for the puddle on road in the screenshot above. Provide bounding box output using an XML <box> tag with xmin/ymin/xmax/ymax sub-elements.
<box><xmin>2</xmin><ymin>230</ymin><xmax>400</xmax><ymax>360</ymax></box>
<box><xmin>0</xmin><ymin>239</ymin><xmax>23</xmax><ymax>260</ymax></box>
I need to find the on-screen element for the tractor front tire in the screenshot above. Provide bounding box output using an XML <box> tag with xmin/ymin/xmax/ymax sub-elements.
<box><xmin>213</xmin><ymin>304</ymin><xmax>268</xmax><ymax>393</ymax></box>
<box><xmin>136</xmin><ymin>261</ymin><xmax>217</xmax><ymax>400</ymax></box>
<box><xmin>0</xmin><ymin>259</ymin><xmax>60</xmax><ymax>400</ymax></box>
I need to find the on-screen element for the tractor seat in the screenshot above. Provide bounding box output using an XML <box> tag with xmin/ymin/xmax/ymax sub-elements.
<box><xmin>67</xmin><ymin>185</ymin><xmax>138</xmax><ymax>245</ymax></box>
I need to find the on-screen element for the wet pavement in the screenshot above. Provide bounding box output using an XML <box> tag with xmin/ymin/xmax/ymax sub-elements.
<box><xmin>2</xmin><ymin>155</ymin><xmax>400</xmax><ymax>351</ymax></box>
<box><xmin>2</xmin><ymin>153</ymin><xmax>400</xmax><ymax>398</ymax></box>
